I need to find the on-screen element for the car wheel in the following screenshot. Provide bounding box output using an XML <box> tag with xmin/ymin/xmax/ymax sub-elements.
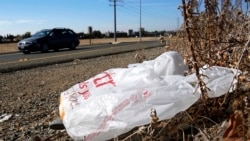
<box><xmin>69</xmin><ymin>42</ymin><xmax>76</xmax><ymax>50</ymax></box>
<box><xmin>41</xmin><ymin>44</ymin><xmax>49</xmax><ymax>53</ymax></box>
<box><xmin>23</xmin><ymin>50</ymin><xmax>30</xmax><ymax>54</ymax></box>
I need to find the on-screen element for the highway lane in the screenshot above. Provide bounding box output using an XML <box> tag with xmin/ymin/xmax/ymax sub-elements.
<box><xmin>0</xmin><ymin>42</ymin><xmax>130</xmax><ymax>63</ymax></box>
<box><xmin>0</xmin><ymin>41</ymin><xmax>164</xmax><ymax>73</ymax></box>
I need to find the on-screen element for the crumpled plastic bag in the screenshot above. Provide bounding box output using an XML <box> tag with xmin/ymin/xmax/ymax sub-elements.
<box><xmin>128</xmin><ymin>51</ymin><xmax>188</xmax><ymax>76</ymax></box>
<box><xmin>59</xmin><ymin>51</ymin><xmax>239</xmax><ymax>141</ymax></box>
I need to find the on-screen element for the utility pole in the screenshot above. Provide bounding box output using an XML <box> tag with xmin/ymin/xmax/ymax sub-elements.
<box><xmin>88</xmin><ymin>26</ymin><xmax>92</xmax><ymax>45</ymax></box>
<box><xmin>139</xmin><ymin>0</ymin><xmax>142</xmax><ymax>42</ymax></box>
<box><xmin>114</xmin><ymin>0</ymin><xmax>117</xmax><ymax>42</ymax></box>
<box><xmin>109</xmin><ymin>0</ymin><xmax>121</xmax><ymax>43</ymax></box>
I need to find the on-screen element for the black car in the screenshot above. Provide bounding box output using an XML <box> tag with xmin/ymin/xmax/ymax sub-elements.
<box><xmin>17</xmin><ymin>28</ymin><xmax>80</xmax><ymax>54</ymax></box>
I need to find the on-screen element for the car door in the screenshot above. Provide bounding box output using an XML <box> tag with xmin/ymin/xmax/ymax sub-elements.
<box><xmin>48</xmin><ymin>29</ymin><xmax>66</xmax><ymax>49</ymax></box>
<box><xmin>61</xmin><ymin>30</ymin><xmax>71</xmax><ymax>48</ymax></box>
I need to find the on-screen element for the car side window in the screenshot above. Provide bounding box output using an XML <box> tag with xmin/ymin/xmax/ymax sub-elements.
<box><xmin>49</xmin><ymin>30</ymin><xmax>62</xmax><ymax>37</ymax></box>
<box><xmin>62</xmin><ymin>30</ymin><xmax>69</xmax><ymax>36</ymax></box>
<box><xmin>68</xmin><ymin>30</ymin><xmax>74</xmax><ymax>35</ymax></box>
<box><xmin>49</xmin><ymin>31</ymin><xmax>55</xmax><ymax>37</ymax></box>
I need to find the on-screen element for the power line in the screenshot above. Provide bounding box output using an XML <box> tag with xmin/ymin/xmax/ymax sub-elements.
<box><xmin>109</xmin><ymin>0</ymin><xmax>178</xmax><ymax>36</ymax></box>
<box><xmin>120</xmin><ymin>0</ymin><xmax>142</xmax><ymax>41</ymax></box>
<box><xmin>123</xmin><ymin>0</ymin><xmax>155</xmax><ymax>18</ymax></box>
<box><xmin>120</xmin><ymin>1</ymin><xmax>169</xmax><ymax>33</ymax></box>
<box><xmin>121</xmin><ymin>5</ymin><xmax>154</xmax><ymax>19</ymax></box>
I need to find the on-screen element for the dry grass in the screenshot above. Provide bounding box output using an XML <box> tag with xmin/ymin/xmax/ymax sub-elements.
<box><xmin>120</xmin><ymin>0</ymin><xmax>250</xmax><ymax>141</ymax></box>
<box><xmin>0</xmin><ymin>37</ymin><xmax>157</xmax><ymax>53</ymax></box>
<box><xmin>106</xmin><ymin>0</ymin><xmax>249</xmax><ymax>141</ymax></box>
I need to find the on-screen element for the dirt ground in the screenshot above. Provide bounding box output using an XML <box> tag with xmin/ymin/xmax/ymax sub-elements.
<box><xmin>0</xmin><ymin>46</ymin><xmax>167</xmax><ymax>140</ymax></box>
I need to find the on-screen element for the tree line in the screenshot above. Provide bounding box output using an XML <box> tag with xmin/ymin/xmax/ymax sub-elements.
<box><xmin>0</xmin><ymin>32</ymin><xmax>31</xmax><ymax>43</ymax></box>
<box><xmin>0</xmin><ymin>30</ymin><xmax>174</xmax><ymax>43</ymax></box>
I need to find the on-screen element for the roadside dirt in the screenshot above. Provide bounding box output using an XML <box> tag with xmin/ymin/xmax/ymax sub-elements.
<box><xmin>0</xmin><ymin>46</ymin><xmax>166</xmax><ymax>141</ymax></box>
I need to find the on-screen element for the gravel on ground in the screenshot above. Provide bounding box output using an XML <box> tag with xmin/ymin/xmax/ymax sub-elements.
<box><xmin>0</xmin><ymin>46</ymin><xmax>166</xmax><ymax>141</ymax></box>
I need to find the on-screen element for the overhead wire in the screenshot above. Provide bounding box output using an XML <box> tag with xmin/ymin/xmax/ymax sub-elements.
<box><xmin>122</xmin><ymin>0</ymin><xmax>180</xmax><ymax>22</ymax></box>
<box><xmin>123</xmin><ymin>0</ymin><xmax>155</xmax><ymax>17</ymax></box>
<box><xmin>110</xmin><ymin>0</ymin><xmax>180</xmax><ymax>32</ymax></box>
<box><xmin>112</xmin><ymin>0</ymin><xmax>153</xmax><ymax>31</ymax></box>
<box><xmin>118</xmin><ymin>0</ymin><xmax>162</xmax><ymax>31</ymax></box>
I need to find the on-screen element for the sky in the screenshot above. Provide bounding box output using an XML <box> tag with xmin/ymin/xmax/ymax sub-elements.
<box><xmin>0</xmin><ymin>0</ymin><xmax>183</xmax><ymax>36</ymax></box>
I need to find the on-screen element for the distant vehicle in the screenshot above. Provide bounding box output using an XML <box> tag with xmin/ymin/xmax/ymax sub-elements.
<box><xmin>17</xmin><ymin>28</ymin><xmax>80</xmax><ymax>54</ymax></box>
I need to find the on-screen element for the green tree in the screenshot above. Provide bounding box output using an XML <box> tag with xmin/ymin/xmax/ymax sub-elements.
<box><xmin>15</xmin><ymin>34</ymin><xmax>22</xmax><ymax>42</ymax></box>
<box><xmin>92</xmin><ymin>30</ymin><xmax>102</xmax><ymax>38</ymax></box>
<box><xmin>0</xmin><ymin>35</ymin><xmax>3</xmax><ymax>43</ymax></box>
<box><xmin>7</xmin><ymin>34</ymin><xmax>15</xmax><ymax>42</ymax></box>
<box><xmin>77</xmin><ymin>32</ymin><xmax>85</xmax><ymax>39</ymax></box>
<box><xmin>22</xmin><ymin>32</ymin><xmax>31</xmax><ymax>38</ymax></box>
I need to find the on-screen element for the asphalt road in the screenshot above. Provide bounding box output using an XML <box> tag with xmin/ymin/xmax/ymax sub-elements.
<box><xmin>0</xmin><ymin>41</ymin><xmax>164</xmax><ymax>73</ymax></box>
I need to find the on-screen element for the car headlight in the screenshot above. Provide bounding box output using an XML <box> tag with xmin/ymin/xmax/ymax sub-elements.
<box><xmin>25</xmin><ymin>41</ymin><xmax>32</xmax><ymax>45</ymax></box>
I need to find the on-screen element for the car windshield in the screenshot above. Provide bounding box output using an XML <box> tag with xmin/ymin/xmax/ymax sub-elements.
<box><xmin>32</xmin><ymin>30</ymin><xmax>51</xmax><ymax>37</ymax></box>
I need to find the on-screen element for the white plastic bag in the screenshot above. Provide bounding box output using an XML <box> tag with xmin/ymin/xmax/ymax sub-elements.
<box><xmin>59</xmin><ymin>51</ymin><xmax>239</xmax><ymax>141</ymax></box>
<box><xmin>128</xmin><ymin>51</ymin><xmax>188</xmax><ymax>76</ymax></box>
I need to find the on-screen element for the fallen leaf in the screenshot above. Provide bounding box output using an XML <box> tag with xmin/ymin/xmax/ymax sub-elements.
<box><xmin>223</xmin><ymin>111</ymin><xmax>243</xmax><ymax>138</ymax></box>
